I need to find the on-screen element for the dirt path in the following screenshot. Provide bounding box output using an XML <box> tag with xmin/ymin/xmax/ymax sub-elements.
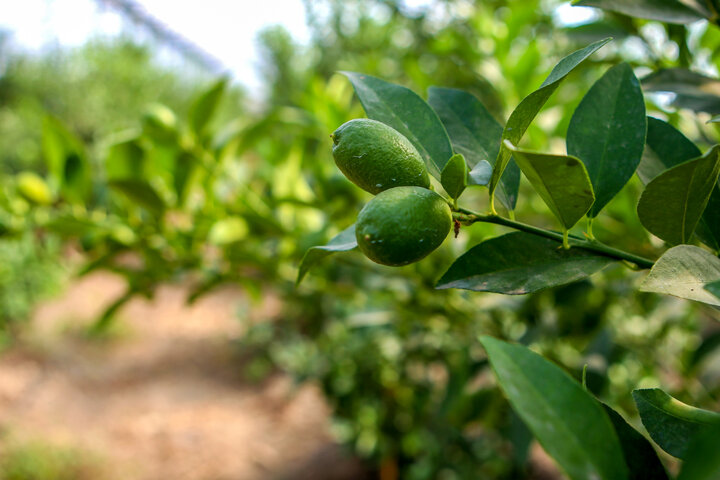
<box><xmin>0</xmin><ymin>272</ymin><xmax>366</xmax><ymax>480</ymax></box>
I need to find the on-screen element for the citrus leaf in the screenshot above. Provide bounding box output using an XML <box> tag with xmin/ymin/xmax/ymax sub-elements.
<box><xmin>441</xmin><ymin>153</ymin><xmax>467</xmax><ymax>200</ymax></box>
<box><xmin>108</xmin><ymin>179</ymin><xmax>165</xmax><ymax>216</ymax></box>
<box><xmin>677</xmin><ymin>423</ymin><xmax>720</xmax><ymax>480</ymax></box>
<box><xmin>638</xmin><ymin>117</ymin><xmax>701</xmax><ymax>184</ymax></box>
<box><xmin>342</xmin><ymin>72</ymin><xmax>453</xmax><ymax>179</ymax></box>
<box><xmin>41</xmin><ymin>115</ymin><xmax>91</xmax><ymax>203</ymax></box>
<box><xmin>573</xmin><ymin>0</ymin><xmax>709</xmax><ymax>24</ymax></box>
<box><xmin>632</xmin><ymin>388</ymin><xmax>720</xmax><ymax>459</ymax></box>
<box><xmin>642</xmin><ymin>69</ymin><xmax>720</xmax><ymax>115</ymax></box>
<box><xmin>601</xmin><ymin>404</ymin><xmax>670</xmax><ymax>480</ymax></box>
<box><xmin>297</xmin><ymin>225</ymin><xmax>357</xmax><ymax>285</ymax></box>
<box><xmin>567</xmin><ymin>63</ymin><xmax>647</xmax><ymax>217</ymax></box>
<box><xmin>468</xmin><ymin>160</ymin><xmax>492</xmax><ymax>186</ymax></box>
<box><xmin>639</xmin><ymin>118</ymin><xmax>719</xmax><ymax>250</ymax></box>
<box><xmin>706</xmin><ymin>280</ymin><xmax>720</xmax><ymax>299</ymax></box>
<box><xmin>480</xmin><ymin>336</ymin><xmax>629</xmax><ymax>480</ymax></box>
<box><xmin>637</xmin><ymin>145</ymin><xmax>720</xmax><ymax>245</ymax></box>
<box><xmin>640</xmin><ymin>245</ymin><xmax>720</xmax><ymax>306</ymax></box>
<box><xmin>489</xmin><ymin>38</ymin><xmax>611</xmax><ymax>207</ymax></box>
<box><xmin>436</xmin><ymin>232</ymin><xmax>615</xmax><ymax>294</ymax></box>
<box><xmin>427</xmin><ymin>87</ymin><xmax>520</xmax><ymax>208</ymax></box>
<box><xmin>188</xmin><ymin>77</ymin><xmax>228</xmax><ymax>137</ymax></box>
<box><xmin>208</xmin><ymin>217</ymin><xmax>249</xmax><ymax>245</ymax></box>
<box><xmin>505</xmin><ymin>142</ymin><xmax>595</xmax><ymax>230</ymax></box>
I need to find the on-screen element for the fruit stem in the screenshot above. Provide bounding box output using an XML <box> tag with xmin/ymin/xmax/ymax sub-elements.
<box><xmin>562</xmin><ymin>229</ymin><xmax>570</xmax><ymax>250</ymax></box>
<box><xmin>454</xmin><ymin>207</ymin><xmax>655</xmax><ymax>269</ymax></box>
<box><xmin>586</xmin><ymin>216</ymin><xmax>595</xmax><ymax>241</ymax></box>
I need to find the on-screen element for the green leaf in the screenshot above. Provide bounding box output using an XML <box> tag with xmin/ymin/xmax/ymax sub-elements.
<box><xmin>639</xmin><ymin>118</ymin><xmax>719</xmax><ymax>250</ymax></box>
<box><xmin>601</xmin><ymin>404</ymin><xmax>670</xmax><ymax>480</ymax></box>
<box><xmin>567</xmin><ymin>63</ymin><xmax>647</xmax><ymax>217</ymax></box>
<box><xmin>480</xmin><ymin>336</ymin><xmax>629</xmax><ymax>480</ymax></box>
<box><xmin>640</xmin><ymin>245</ymin><xmax>720</xmax><ymax>306</ymax></box>
<box><xmin>427</xmin><ymin>87</ymin><xmax>520</xmax><ymax>208</ymax></box>
<box><xmin>638</xmin><ymin>117</ymin><xmax>701</xmax><ymax>184</ymax></box>
<box><xmin>642</xmin><ymin>69</ymin><xmax>720</xmax><ymax>115</ymax></box>
<box><xmin>488</xmin><ymin>38</ymin><xmax>611</xmax><ymax>209</ymax></box>
<box><xmin>632</xmin><ymin>388</ymin><xmax>720</xmax><ymax>459</ymax></box>
<box><xmin>505</xmin><ymin>142</ymin><xmax>595</xmax><ymax>230</ymax></box>
<box><xmin>436</xmin><ymin>232</ymin><xmax>615</xmax><ymax>294</ymax></box>
<box><xmin>574</xmin><ymin>0</ymin><xmax>709</xmax><ymax>24</ymax></box>
<box><xmin>706</xmin><ymin>280</ymin><xmax>720</xmax><ymax>299</ymax></box>
<box><xmin>41</xmin><ymin>115</ymin><xmax>91</xmax><ymax>203</ymax></box>
<box><xmin>677</xmin><ymin>423</ymin><xmax>720</xmax><ymax>480</ymax></box>
<box><xmin>208</xmin><ymin>217</ymin><xmax>249</xmax><ymax>245</ymax></box>
<box><xmin>108</xmin><ymin>179</ymin><xmax>166</xmax><ymax>216</ymax></box>
<box><xmin>342</xmin><ymin>72</ymin><xmax>454</xmax><ymax>179</ymax></box>
<box><xmin>441</xmin><ymin>154</ymin><xmax>467</xmax><ymax>200</ymax></box>
<box><xmin>106</xmin><ymin>139</ymin><xmax>145</xmax><ymax>180</ymax></box>
<box><xmin>637</xmin><ymin>146</ymin><xmax>720</xmax><ymax>245</ymax></box>
<box><xmin>297</xmin><ymin>225</ymin><xmax>357</xmax><ymax>285</ymax></box>
<box><xmin>188</xmin><ymin>77</ymin><xmax>228</xmax><ymax>137</ymax></box>
<box><xmin>468</xmin><ymin>160</ymin><xmax>492</xmax><ymax>186</ymax></box>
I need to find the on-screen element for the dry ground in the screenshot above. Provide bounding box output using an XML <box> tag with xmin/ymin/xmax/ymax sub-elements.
<box><xmin>0</xmin><ymin>272</ymin><xmax>367</xmax><ymax>480</ymax></box>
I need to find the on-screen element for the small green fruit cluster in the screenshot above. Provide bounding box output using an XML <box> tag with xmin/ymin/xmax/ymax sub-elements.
<box><xmin>331</xmin><ymin>119</ymin><xmax>451</xmax><ymax>266</ymax></box>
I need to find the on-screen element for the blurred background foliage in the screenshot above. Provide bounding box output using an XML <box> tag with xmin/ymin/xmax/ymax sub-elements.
<box><xmin>1</xmin><ymin>0</ymin><xmax>719</xmax><ymax>478</ymax></box>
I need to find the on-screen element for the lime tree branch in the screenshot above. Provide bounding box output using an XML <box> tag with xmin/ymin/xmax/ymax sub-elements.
<box><xmin>453</xmin><ymin>207</ymin><xmax>656</xmax><ymax>269</ymax></box>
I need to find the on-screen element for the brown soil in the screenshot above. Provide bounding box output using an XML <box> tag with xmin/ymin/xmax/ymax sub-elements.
<box><xmin>0</xmin><ymin>272</ymin><xmax>367</xmax><ymax>480</ymax></box>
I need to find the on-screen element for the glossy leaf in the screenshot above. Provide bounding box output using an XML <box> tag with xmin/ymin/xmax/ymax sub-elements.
<box><xmin>297</xmin><ymin>225</ymin><xmax>357</xmax><ymax>285</ymax></box>
<box><xmin>632</xmin><ymin>388</ymin><xmax>720</xmax><ymax>459</ymax></box>
<box><xmin>642</xmin><ymin>69</ymin><xmax>720</xmax><ymax>115</ymax></box>
<box><xmin>574</xmin><ymin>0</ymin><xmax>709</xmax><ymax>24</ymax></box>
<box><xmin>638</xmin><ymin>117</ymin><xmax>701</xmax><ymax>184</ymax></box>
<box><xmin>188</xmin><ymin>77</ymin><xmax>228</xmax><ymax>137</ymax></box>
<box><xmin>640</xmin><ymin>245</ymin><xmax>720</xmax><ymax>306</ymax></box>
<box><xmin>436</xmin><ymin>232</ymin><xmax>615</xmax><ymax>294</ymax></box>
<box><xmin>567</xmin><ymin>63</ymin><xmax>646</xmax><ymax>217</ymax></box>
<box><xmin>489</xmin><ymin>38</ymin><xmax>611</xmax><ymax>207</ymax></box>
<box><xmin>342</xmin><ymin>72</ymin><xmax>453</xmax><ymax>178</ymax></box>
<box><xmin>602</xmin><ymin>404</ymin><xmax>670</xmax><ymax>480</ymax></box>
<box><xmin>427</xmin><ymin>87</ymin><xmax>520</xmax><ymax>208</ymax></box>
<box><xmin>441</xmin><ymin>154</ymin><xmax>467</xmax><ymax>200</ymax></box>
<box><xmin>108</xmin><ymin>179</ymin><xmax>166</xmax><ymax>216</ymax></box>
<box><xmin>677</xmin><ymin>424</ymin><xmax>720</xmax><ymax>480</ymax></box>
<box><xmin>480</xmin><ymin>336</ymin><xmax>629</xmax><ymax>480</ymax></box>
<box><xmin>506</xmin><ymin>142</ymin><xmax>595</xmax><ymax>230</ymax></box>
<box><xmin>637</xmin><ymin>146</ymin><xmax>720</xmax><ymax>245</ymax></box>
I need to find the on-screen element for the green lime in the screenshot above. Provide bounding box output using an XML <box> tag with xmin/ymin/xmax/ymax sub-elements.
<box><xmin>356</xmin><ymin>186</ymin><xmax>451</xmax><ymax>266</ymax></box>
<box><xmin>331</xmin><ymin>118</ymin><xmax>430</xmax><ymax>194</ymax></box>
<box><xmin>16</xmin><ymin>172</ymin><xmax>53</xmax><ymax>205</ymax></box>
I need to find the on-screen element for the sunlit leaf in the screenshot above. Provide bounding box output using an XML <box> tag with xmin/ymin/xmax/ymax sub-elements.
<box><xmin>640</xmin><ymin>245</ymin><xmax>720</xmax><ymax>306</ymax></box>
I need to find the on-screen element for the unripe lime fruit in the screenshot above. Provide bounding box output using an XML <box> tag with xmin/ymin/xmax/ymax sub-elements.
<box><xmin>16</xmin><ymin>172</ymin><xmax>53</xmax><ymax>205</ymax></box>
<box><xmin>331</xmin><ymin>118</ymin><xmax>430</xmax><ymax>194</ymax></box>
<box><xmin>356</xmin><ymin>186</ymin><xmax>451</xmax><ymax>266</ymax></box>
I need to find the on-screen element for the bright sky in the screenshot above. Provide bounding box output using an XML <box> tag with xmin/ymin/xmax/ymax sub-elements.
<box><xmin>0</xmin><ymin>1</ymin><xmax>596</xmax><ymax>92</ymax></box>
